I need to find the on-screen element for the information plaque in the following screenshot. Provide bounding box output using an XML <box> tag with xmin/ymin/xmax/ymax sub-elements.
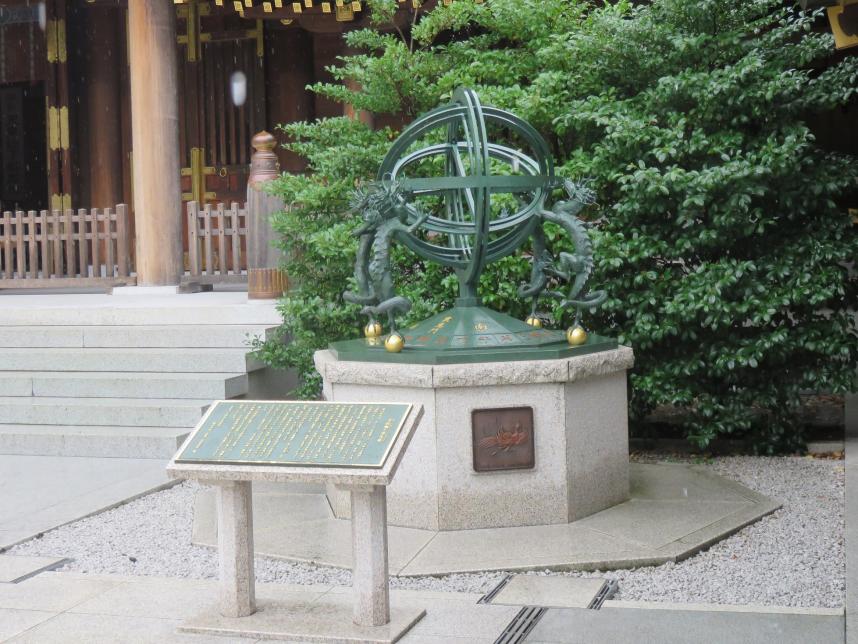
<box><xmin>175</xmin><ymin>400</ymin><xmax>413</xmax><ymax>468</ymax></box>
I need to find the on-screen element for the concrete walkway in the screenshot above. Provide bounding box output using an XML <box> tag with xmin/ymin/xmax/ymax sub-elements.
<box><xmin>0</xmin><ymin>571</ymin><xmax>844</xmax><ymax>643</ymax></box>
<box><xmin>0</xmin><ymin>455</ymin><xmax>171</xmax><ymax>550</ymax></box>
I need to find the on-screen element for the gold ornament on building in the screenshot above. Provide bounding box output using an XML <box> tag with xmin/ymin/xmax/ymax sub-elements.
<box><xmin>384</xmin><ymin>332</ymin><xmax>405</xmax><ymax>353</ymax></box>
<box><xmin>566</xmin><ymin>325</ymin><xmax>588</xmax><ymax>346</ymax></box>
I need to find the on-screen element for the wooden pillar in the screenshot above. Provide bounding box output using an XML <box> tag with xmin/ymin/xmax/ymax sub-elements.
<box><xmin>128</xmin><ymin>0</ymin><xmax>182</xmax><ymax>286</ymax></box>
<box><xmin>265</xmin><ymin>28</ymin><xmax>315</xmax><ymax>174</ymax></box>
<box><xmin>86</xmin><ymin>8</ymin><xmax>123</xmax><ymax>209</ymax></box>
<box><xmin>342</xmin><ymin>44</ymin><xmax>374</xmax><ymax>128</ymax></box>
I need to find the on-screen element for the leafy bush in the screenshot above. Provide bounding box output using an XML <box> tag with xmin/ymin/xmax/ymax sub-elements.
<box><xmin>256</xmin><ymin>0</ymin><xmax>858</xmax><ymax>451</ymax></box>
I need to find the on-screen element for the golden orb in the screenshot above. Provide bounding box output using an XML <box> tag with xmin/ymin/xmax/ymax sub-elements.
<box><xmin>364</xmin><ymin>321</ymin><xmax>383</xmax><ymax>338</ymax></box>
<box><xmin>384</xmin><ymin>333</ymin><xmax>405</xmax><ymax>353</ymax></box>
<box><xmin>567</xmin><ymin>325</ymin><xmax>588</xmax><ymax>346</ymax></box>
<box><xmin>525</xmin><ymin>315</ymin><xmax>543</xmax><ymax>329</ymax></box>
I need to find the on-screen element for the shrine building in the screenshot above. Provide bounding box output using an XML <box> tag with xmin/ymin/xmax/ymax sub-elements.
<box><xmin>0</xmin><ymin>0</ymin><xmax>391</xmax><ymax>288</ymax></box>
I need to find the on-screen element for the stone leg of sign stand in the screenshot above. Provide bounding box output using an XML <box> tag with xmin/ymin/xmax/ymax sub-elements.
<box><xmin>343</xmin><ymin>483</ymin><xmax>390</xmax><ymax>626</ymax></box>
<box><xmin>217</xmin><ymin>480</ymin><xmax>256</xmax><ymax>618</ymax></box>
<box><xmin>179</xmin><ymin>478</ymin><xmax>425</xmax><ymax>643</ymax></box>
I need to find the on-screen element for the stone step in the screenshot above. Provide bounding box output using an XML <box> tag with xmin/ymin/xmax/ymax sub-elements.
<box><xmin>0</xmin><ymin>424</ymin><xmax>189</xmax><ymax>459</ymax></box>
<box><xmin>0</xmin><ymin>372</ymin><xmax>248</xmax><ymax>399</ymax></box>
<box><xmin>0</xmin><ymin>302</ymin><xmax>281</xmax><ymax>327</ymax></box>
<box><xmin>0</xmin><ymin>397</ymin><xmax>210</xmax><ymax>428</ymax></box>
<box><xmin>0</xmin><ymin>325</ymin><xmax>274</xmax><ymax>348</ymax></box>
<box><xmin>0</xmin><ymin>348</ymin><xmax>263</xmax><ymax>373</ymax></box>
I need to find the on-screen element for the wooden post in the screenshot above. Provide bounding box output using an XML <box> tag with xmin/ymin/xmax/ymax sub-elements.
<box><xmin>90</xmin><ymin>208</ymin><xmax>100</xmax><ymax>278</ymax></box>
<box><xmin>15</xmin><ymin>212</ymin><xmax>25</xmax><ymax>279</ymax></box>
<box><xmin>2</xmin><ymin>212</ymin><xmax>11</xmax><ymax>278</ymax></box>
<box><xmin>128</xmin><ymin>0</ymin><xmax>182</xmax><ymax>286</ymax></box>
<box><xmin>104</xmin><ymin>207</ymin><xmax>115</xmax><ymax>277</ymax></box>
<box><xmin>116</xmin><ymin>204</ymin><xmax>129</xmax><ymax>278</ymax></box>
<box><xmin>39</xmin><ymin>211</ymin><xmax>50</xmax><ymax>279</ymax></box>
<box><xmin>86</xmin><ymin>7</ymin><xmax>123</xmax><ymax>210</ymax></box>
<box><xmin>78</xmin><ymin>209</ymin><xmax>89</xmax><ymax>278</ymax></box>
<box><xmin>64</xmin><ymin>209</ymin><xmax>76</xmax><ymax>277</ymax></box>
<box><xmin>27</xmin><ymin>212</ymin><xmax>37</xmax><ymax>279</ymax></box>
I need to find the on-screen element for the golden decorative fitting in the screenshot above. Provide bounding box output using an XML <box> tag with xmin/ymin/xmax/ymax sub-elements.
<box><xmin>293</xmin><ymin>1</ymin><xmax>302</xmax><ymax>11</ymax></box>
<box><xmin>322</xmin><ymin>1</ymin><xmax>331</xmax><ymax>11</ymax></box>
<box><xmin>245</xmin><ymin>19</ymin><xmax>264</xmax><ymax>57</ymax></box>
<box><xmin>48</xmin><ymin>106</ymin><xmax>69</xmax><ymax>151</ymax></box>
<box><xmin>263</xmin><ymin>1</ymin><xmax>273</xmax><ymax>11</ymax></box>
<box><xmin>566</xmin><ymin>325</ymin><xmax>588</xmax><ymax>346</ymax></box>
<box><xmin>364</xmin><ymin>321</ymin><xmax>383</xmax><ymax>338</ymax></box>
<box><xmin>45</xmin><ymin>19</ymin><xmax>67</xmax><ymax>64</ymax></box>
<box><xmin>384</xmin><ymin>333</ymin><xmax>405</xmax><ymax>353</ymax></box>
<box><xmin>525</xmin><ymin>315</ymin><xmax>543</xmax><ymax>329</ymax></box>
<box><xmin>181</xmin><ymin>148</ymin><xmax>217</xmax><ymax>203</ymax></box>
<box><xmin>335</xmin><ymin>4</ymin><xmax>354</xmax><ymax>20</ymax></box>
<box><xmin>50</xmin><ymin>194</ymin><xmax>71</xmax><ymax>211</ymax></box>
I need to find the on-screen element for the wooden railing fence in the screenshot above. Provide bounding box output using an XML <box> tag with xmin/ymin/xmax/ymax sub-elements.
<box><xmin>0</xmin><ymin>205</ymin><xmax>133</xmax><ymax>288</ymax></box>
<box><xmin>186</xmin><ymin>201</ymin><xmax>248</xmax><ymax>283</ymax></box>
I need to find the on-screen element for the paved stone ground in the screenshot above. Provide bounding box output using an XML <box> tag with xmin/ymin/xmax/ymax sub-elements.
<box><xmin>9</xmin><ymin>455</ymin><xmax>841</xmax><ymax>608</ymax></box>
<box><xmin>0</xmin><ymin>572</ymin><xmax>845</xmax><ymax>643</ymax></box>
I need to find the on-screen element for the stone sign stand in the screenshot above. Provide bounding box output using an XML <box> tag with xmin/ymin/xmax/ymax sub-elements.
<box><xmin>166</xmin><ymin>403</ymin><xmax>425</xmax><ymax>642</ymax></box>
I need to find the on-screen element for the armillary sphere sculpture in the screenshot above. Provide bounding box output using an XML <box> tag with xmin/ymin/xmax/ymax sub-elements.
<box><xmin>331</xmin><ymin>88</ymin><xmax>614</xmax><ymax>364</ymax></box>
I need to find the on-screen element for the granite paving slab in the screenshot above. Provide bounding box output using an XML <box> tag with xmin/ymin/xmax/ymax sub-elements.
<box><xmin>0</xmin><ymin>555</ymin><xmax>69</xmax><ymax>584</ymax></box>
<box><xmin>490</xmin><ymin>575</ymin><xmax>606</xmax><ymax>608</ymax></box>
<box><xmin>525</xmin><ymin>605</ymin><xmax>845</xmax><ymax>644</ymax></box>
<box><xmin>0</xmin><ymin>608</ymin><xmax>56</xmax><ymax>641</ymax></box>
<box><xmin>0</xmin><ymin>572</ymin><xmax>843</xmax><ymax>644</ymax></box>
<box><xmin>0</xmin><ymin>455</ymin><xmax>174</xmax><ymax>550</ymax></box>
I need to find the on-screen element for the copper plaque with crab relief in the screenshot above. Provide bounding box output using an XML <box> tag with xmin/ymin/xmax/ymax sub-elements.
<box><xmin>472</xmin><ymin>407</ymin><xmax>535</xmax><ymax>472</ymax></box>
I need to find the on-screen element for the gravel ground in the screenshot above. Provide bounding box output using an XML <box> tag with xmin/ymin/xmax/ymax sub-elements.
<box><xmin>9</xmin><ymin>455</ymin><xmax>844</xmax><ymax>607</ymax></box>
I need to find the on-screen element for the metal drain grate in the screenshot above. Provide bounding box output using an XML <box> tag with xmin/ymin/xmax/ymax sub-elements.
<box><xmin>478</xmin><ymin>574</ymin><xmax>513</xmax><ymax>604</ymax></box>
<box><xmin>587</xmin><ymin>579</ymin><xmax>619</xmax><ymax>610</ymax></box>
<box><xmin>493</xmin><ymin>606</ymin><xmax>548</xmax><ymax>644</ymax></box>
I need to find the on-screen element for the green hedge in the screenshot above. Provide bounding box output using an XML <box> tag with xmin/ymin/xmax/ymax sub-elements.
<box><xmin>254</xmin><ymin>0</ymin><xmax>858</xmax><ymax>452</ymax></box>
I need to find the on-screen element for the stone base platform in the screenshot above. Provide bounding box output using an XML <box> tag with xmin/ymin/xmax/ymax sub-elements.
<box><xmin>181</xmin><ymin>599</ymin><xmax>425</xmax><ymax>643</ymax></box>
<box><xmin>192</xmin><ymin>463</ymin><xmax>781</xmax><ymax>576</ymax></box>
<box><xmin>315</xmin><ymin>347</ymin><xmax>635</xmax><ymax>531</ymax></box>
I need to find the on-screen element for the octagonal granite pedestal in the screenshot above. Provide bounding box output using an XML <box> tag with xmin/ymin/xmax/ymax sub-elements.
<box><xmin>314</xmin><ymin>346</ymin><xmax>635</xmax><ymax>531</ymax></box>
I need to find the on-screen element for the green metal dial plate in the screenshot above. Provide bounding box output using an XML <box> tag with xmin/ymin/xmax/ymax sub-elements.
<box><xmin>330</xmin><ymin>306</ymin><xmax>617</xmax><ymax>365</ymax></box>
